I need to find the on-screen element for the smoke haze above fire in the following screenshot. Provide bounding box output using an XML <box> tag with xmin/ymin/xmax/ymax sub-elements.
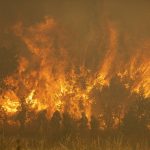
<box><xmin>0</xmin><ymin>0</ymin><xmax>150</xmax><ymax>76</ymax></box>
<box><xmin>0</xmin><ymin>0</ymin><xmax>149</xmax><ymax>117</ymax></box>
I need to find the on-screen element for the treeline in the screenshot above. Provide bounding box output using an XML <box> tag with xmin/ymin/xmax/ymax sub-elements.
<box><xmin>0</xmin><ymin>97</ymin><xmax>150</xmax><ymax>141</ymax></box>
<box><xmin>0</xmin><ymin>75</ymin><xmax>150</xmax><ymax>143</ymax></box>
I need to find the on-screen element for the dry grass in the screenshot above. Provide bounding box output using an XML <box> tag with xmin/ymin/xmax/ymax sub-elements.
<box><xmin>0</xmin><ymin>136</ymin><xmax>150</xmax><ymax>150</ymax></box>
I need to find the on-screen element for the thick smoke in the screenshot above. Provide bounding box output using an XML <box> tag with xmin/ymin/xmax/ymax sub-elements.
<box><xmin>0</xmin><ymin>0</ymin><xmax>150</xmax><ymax>76</ymax></box>
<box><xmin>0</xmin><ymin>0</ymin><xmax>149</xmax><ymax>117</ymax></box>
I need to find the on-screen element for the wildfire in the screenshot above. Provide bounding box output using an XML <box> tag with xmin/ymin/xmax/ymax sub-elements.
<box><xmin>0</xmin><ymin>91</ymin><xmax>19</xmax><ymax>113</ymax></box>
<box><xmin>0</xmin><ymin>17</ymin><xmax>149</xmax><ymax>119</ymax></box>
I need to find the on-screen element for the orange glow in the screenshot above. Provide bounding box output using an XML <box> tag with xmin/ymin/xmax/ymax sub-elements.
<box><xmin>0</xmin><ymin>17</ymin><xmax>149</xmax><ymax>120</ymax></box>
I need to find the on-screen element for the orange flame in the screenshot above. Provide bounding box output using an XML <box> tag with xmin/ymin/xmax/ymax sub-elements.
<box><xmin>0</xmin><ymin>17</ymin><xmax>149</xmax><ymax>119</ymax></box>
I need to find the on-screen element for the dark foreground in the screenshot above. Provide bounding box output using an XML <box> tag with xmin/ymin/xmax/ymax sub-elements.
<box><xmin>0</xmin><ymin>135</ymin><xmax>150</xmax><ymax>150</ymax></box>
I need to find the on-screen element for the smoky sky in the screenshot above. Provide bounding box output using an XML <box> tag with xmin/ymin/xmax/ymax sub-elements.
<box><xmin>0</xmin><ymin>0</ymin><xmax>150</xmax><ymax>79</ymax></box>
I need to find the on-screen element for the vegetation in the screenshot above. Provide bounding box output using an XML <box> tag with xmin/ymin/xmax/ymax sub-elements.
<box><xmin>0</xmin><ymin>136</ymin><xmax>150</xmax><ymax>150</ymax></box>
<box><xmin>0</xmin><ymin>76</ymin><xmax>150</xmax><ymax>150</ymax></box>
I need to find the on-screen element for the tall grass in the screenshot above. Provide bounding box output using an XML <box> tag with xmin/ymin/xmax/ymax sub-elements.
<box><xmin>0</xmin><ymin>136</ymin><xmax>150</xmax><ymax>150</ymax></box>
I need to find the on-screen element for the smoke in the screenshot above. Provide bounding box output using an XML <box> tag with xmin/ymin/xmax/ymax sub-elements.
<box><xmin>0</xmin><ymin>0</ymin><xmax>150</xmax><ymax>73</ymax></box>
<box><xmin>0</xmin><ymin>0</ymin><xmax>149</xmax><ymax>117</ymax></box>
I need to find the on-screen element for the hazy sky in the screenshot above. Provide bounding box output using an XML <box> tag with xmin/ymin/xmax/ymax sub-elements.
<box><xmin>0</xmin><ymin>0</ymin><xmax>150</xmax><ymax>79</ymax></box>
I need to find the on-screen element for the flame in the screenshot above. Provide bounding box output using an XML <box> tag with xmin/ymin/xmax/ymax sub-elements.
<box><xmin>95</xmin><ymin>22</ymin><xmax>118</xmax><ymax>86</ymax></box>
<box><xmin>0</xmin><ymin>17</ymin><xmax>149</xmax><ymax>120</ymax></box>
<box><xmin>0</xmin><ymin>91</ymin><xmax>19</xmax><ymax>113</ymax></box>
<box><xmin>118</xmin><ymin>44</ymin><xmax>150</xmax><ymax>97</ymax></box>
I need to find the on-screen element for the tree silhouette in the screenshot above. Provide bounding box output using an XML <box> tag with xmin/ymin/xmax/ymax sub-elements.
<box><xmin>90</xmin><ymin>115</ymin><xmax>99</xmax><ymax>138</ymax></box>
<box><xmin>0</xmin><ymin>106</ymin><xmax>7</xmax><ymax>136</ymax></box>
<box><xmin>79</xmin><ymin>112</ymin><xmax>88</xmax><ymax>137</ymax></box>
<box><xmin>62</xmin><ymin>112</ymin><xmax>77</xmax><ymax>137</ymax></box>
<box><xmin>122</xmin><ymin>91</ymin><xmax>150</xmax><ymax>138</ymax></box>
<box><xmin>37</xmin><ymin>109</ymin><xmax>47</xmax><ymax>137</ymax></box>
<box><xmin>98</xmin><ymin>76</ymin><xmax>129</xmax><ymax>129</ymax></box>
<box><xmin>16</xmin><ymin>99</ymin><xmax>27</xmax><ymax>136</ymax></box>
<box><xmin>50</xmin><ymin>110</ymin><xmax>62</xmax><ymax>141</ymax></box>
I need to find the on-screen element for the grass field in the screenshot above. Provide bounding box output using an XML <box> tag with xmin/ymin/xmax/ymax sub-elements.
<box><xmin>0</xmin><ymin>136</ymin><xmax>150</xmax><ymax>150</ymax></box>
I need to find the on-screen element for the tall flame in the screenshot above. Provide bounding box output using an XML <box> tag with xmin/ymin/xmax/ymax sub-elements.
<box><xmin>0</xmin><ymin>17</ymin><xmax>149</xmax><ymax>119</ymax></box>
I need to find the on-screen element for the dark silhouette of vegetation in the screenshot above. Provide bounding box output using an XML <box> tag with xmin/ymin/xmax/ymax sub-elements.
<box><xmin>79</xmin><ymin>112</ymin><xmax>88</xmax><ymax>138</ymax></box>
<box><xmin>122</xmin><ymin>93</ymin><xmax>150</xmax><ymax>139</ymax></box>
<box><xmin>49</xmin><ymin>110</ymin><xmax>61</xmax><ymax>141</ymax></box>
<box><xmin>90</xmin><ymin>115</ymin><xmax>100</xmax><ymax>138</ymax></box>
<box><xmin>62</xmin><ymin>112</ymin><xmax>78</xmax><ymax>138</ymax></box>
<box><xmin>16</xmin><ymin>99</ymin><xmax>27</xmax><ymax>136</ymax></box>
<box><xmin>37</xmin><ymin>109</ymin><xmax>47</xmax><ymax>137</ymax></box>
<box><xmin>0</xmin><ymin>75</ymin><xmax>150</xmax><ymax>149</ymax></box>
